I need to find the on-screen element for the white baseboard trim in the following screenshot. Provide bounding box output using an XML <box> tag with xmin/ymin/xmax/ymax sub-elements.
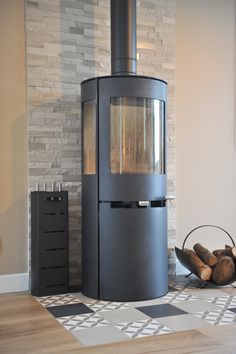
<box><xmin>0</xmin><ymin>273</ymin><xmax>29</xmax><ymax>294</ymax></box>
<box><xmin>176</xmin><ymin>259</ymin><xmax>189</xmax><ymax>275</ymax></box>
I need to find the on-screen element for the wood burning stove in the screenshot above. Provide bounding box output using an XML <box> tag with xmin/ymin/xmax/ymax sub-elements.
<box><xmin>81</xmin><ymin>0</ymin><xmax>168</xmax><ymax>301</ymax></box>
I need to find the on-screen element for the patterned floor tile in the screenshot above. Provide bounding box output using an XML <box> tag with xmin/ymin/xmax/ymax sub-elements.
<box><xmin>47</xmin><ymin>303</ymin><xmax>94</xmax><ymax>318</ymax></box>
<box><xmin>161</xmin><ymin>290</ymin><xmax>198</xmax><ymax>303</ymax></box>
<box><xmin>115</xmin><ymin>318</ymin><xmax>173</xmax><ymax>338</ymax></box>
<box><xmin>72</xmin><ymin>292</ymin><xmax>97</xmax><ymax>303</ymax></box>
<box><xmin>168</xmin><ymin>286</ymin><xmax>179</xmax><ymax>292</ymax></box>
<box><xmin>194</xmin><ymin>309</ymin><xmax>236</xmax><ymax>326</ymax></box>
<box><xmin>183</xmin><ymin>288</ymin><xmax>229</xmax><ymax>299</ymax></box>
<box><xmin>205</xmin><ymin>295</ymin><xmax>236</xmax><ymax>309</ymax></box>
<box><xmin>72</xmin><ymin>325</ymin><xmax>130</xmax><ymax>346</ymax></box>
<box><xmin>57</xmin><ymin>312</ymin><xmax>110</xmax><ymax>331</ymax></box>
<box><xmin>100</xmin><ymin>308</ymin><xmax>150</xmax><ymax>323</ymax></box>
<box><xmin>173</xmin><ymin>299</ymin><xmax>222</xmax><ymax>313</ymax></box>
<box><xmin>85</xmin><ymin>300</ymin><xmax>131</xmax><ymax>313</ymax></box>
<box><xmin>228</xmin><ymin>307</ymin><xmax>236</xmax><ymax>313</ymax></box>
<box><xmin>127</xmin><ymin>297</ymin><xmax>166</xmax><ymax>307</ymax></box>
<box><xmin>158</xmin><ymin>313</ymin><xmax>212</xmax><ymax>331</ymax></box>
<box><xmin>137</xmin><ymin>303</ymin><xmax>187</xmax><ymax>318</ymax></box>
<box><xmin>35</xmin><ymin>275</ymin><xmax>236</xmax><ymax>348</ymax></box>
<box><xmin>220</xmin><ymin>285</ymin><xmax>236</xmax><ymax>295</ymax></box>
<box><xmin>35</xmin><ymin>294</ymin><xmax>81</xmax><ymax>307</ymax></box>
<box><xmin>169</xmin><ymin>275</ymin><xmax>203</xmax><ymax>290</ymax></box>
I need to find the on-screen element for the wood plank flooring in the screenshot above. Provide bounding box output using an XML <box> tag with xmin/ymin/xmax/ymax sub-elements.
<box><xmin>0</xmin><ymin>292</ymin><xmax>235</xmax><ymax>354</ymax></box>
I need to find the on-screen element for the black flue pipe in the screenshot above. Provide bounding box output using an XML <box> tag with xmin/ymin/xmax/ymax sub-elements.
<box><xmin>110</xmin><ymin>0</ymin><xmax>137</xmax><ymax>75</ymax></box>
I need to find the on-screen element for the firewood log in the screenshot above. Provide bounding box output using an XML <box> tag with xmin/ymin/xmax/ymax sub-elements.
<box><xmin>211</xmin><ymin>255</ymin><xmax>235</xmax><ymax>285</ymax></box>
<box><xmin>193</xmin><ymin>243</ymin><xmax>218</xmax><ymax>266</ymax></box>
<box><xmin>225</xmin><ymin>245</ymin><xmax>236</xmax><ymax>257</ymax></box>
<box><xmin>175</xmin><ymin>247</ymin><xmax>212</xmax><ymax>281</ymax></box>
<box><xmin>213</xmin><ymin>246</ymin><xmax>236</xmax><ymax>259</ymax></box>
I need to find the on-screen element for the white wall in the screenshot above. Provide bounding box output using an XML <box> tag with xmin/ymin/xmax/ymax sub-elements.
<box><xmin>0</xmin><ymin>0</ymin><xmax>28</xmax><ymax>277</ymax></box>
<box><xmin>176</xmin><ymin>0</ymin><xmax>236</xmax><ymax>250</ymax></box>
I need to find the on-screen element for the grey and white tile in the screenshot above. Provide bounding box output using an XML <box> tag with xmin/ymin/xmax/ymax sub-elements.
<box><xmin>170</xmin><ymin>275</ymin><xmax>204</xmax><ymax>290</ymax></box>
<box><xmin>115</xmin><ymin>319</ymin><xmax>173</xmax><ymax>338</ymax></box>
<box><xmin>35</xmin><ymin>275</ymin><xmax>236</xmax><ymax>348</ymax></box>
<box><xmin>73</xmin><ymin>292</ymin><xmax>97</xmax><ymax>303</ymax></box>
<box><xmin>85</xmin><ymin>300</ymin><xmax>131</xmax><ymax>313</ymax></box>
<box><xmin>194</xmin><ymin>309</ymin><xmax>236</xmax><ymax>326</ymax></box>
<box><xmin>161</xmin><ymin>290</ymin><xmax>199</xmax><ymax>304</ymax></box>
<box><xmin>57</xmin><ymin>312</ymin><xmax>110</xmax><ymax>331</ymax></box>
<box><xmin>72</xmin><ymin>325</ymin><xmax>130</xmax><ymax>346</ymax></box>
<box><xmin>35</xmin><ymin>294</ymin><xmax>81</xmax><ymax>307</ymax></box>
<box><xmin>100</xmin><ymin>308</ymin><xmax>150</xmax><ymax>324</ymax></box>
<box><xmin>158</xmin><ymin>313</ymin><xmax>212</xmax><ymax>331</ymax></box>
<box><xmin>183</xmin><ymin>288</ymin><xmax>228</xmax><ymax>299</ymax></box>
<box><xmin>205</xmin><ymin>295</ymin><xmax>236</xmax><ymax>309</ymax></box>
<box><xmin>127</xmin><ymin>297</ymin><xmax>166</xmax><ymax>307</ymax></box>
<box><xmin>173</xmin><ymin>299</ymin><xmax>222</xmax><ymax>313</ymax></box>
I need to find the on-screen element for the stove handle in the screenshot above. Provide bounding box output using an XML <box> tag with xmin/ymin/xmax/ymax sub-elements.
<box><xmin>165</xmin><ymin>195</ymin><xmax>175</xmax><ymax>201</ymax></box>
<box><xmin>138</xmin><ymin>201</ymin><xmax>150</xmax><ymax>207</ymax></box>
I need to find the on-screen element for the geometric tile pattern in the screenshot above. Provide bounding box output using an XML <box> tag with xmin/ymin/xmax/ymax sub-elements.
<box><xmin>85</xmin><ymin>300</ymin><xmax>131</xmax><ymax>313</ymax></box>
<box><xmin>115</xmin><ymin>319</ymin><xmax>173</xmax><ymax>338</ymax></box>
<box><xmin>35</xmin><ymin>275</ymin><xmax>236</xmax><ymax>347</ymax></box>
<box><xmin>194</xmin><ymin>309</ymin><xmax>236</xmax><ymax>326</ymax></box>
<box><xmin>205</xmin><ymin>296</ymin><xmax>236</xmax><ymax>309</ymax></box>
<box><xmin>228</xmin><ymin>307</ymin><xmax>236</xmax><ymax>313</ymax></box>
<box><xmin>161</xmin><ymin>290</ymin><xmax>199</xmax><ymax>303</ymax></box>
<box><xmin>35</xmin><ymin>293</ymin><xmax>81</xmax><ymax>307</ymax></box>
<box><xmin>57</xmin><ymin>313</ymin><xmax>110</xmax><ymax>331</ymax></box>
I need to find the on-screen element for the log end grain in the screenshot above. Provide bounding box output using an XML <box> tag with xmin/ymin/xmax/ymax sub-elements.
<box><xmin>211</xmin><ymin>256</ymin><xmax>235</xmax><ymax>285</ymax></box>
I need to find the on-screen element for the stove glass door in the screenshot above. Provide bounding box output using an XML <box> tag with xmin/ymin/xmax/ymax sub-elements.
<box><xmin>83</xmin><ymin>99</ymin><xmax>96</xmax><ymax>175</ymax></box>
<box><xmin>110</xmin><ymin>97</ymin><xmax>165</xmax><ymax>174</ymax></box>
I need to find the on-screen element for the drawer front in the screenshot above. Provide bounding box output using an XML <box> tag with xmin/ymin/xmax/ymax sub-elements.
<box><xmin>40</xmin><ymin>233</ymin><xmax>67</xmax><ymax>250</ymax></box>
<box><xmin>39</xmin><ymin>249</ymin><xmax>67</xmax><ymax>268</ymax></box>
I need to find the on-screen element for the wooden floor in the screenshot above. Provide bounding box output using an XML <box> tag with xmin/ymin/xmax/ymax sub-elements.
<box><xmin>0</xmin><ymin>292</ymin><xmax>236</xmax><ymax>354</ymax></box>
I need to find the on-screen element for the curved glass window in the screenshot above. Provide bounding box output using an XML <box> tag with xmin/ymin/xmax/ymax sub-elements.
<box><xmin>110</xmin><ymin>97</ymin><xmax>165</xmax><ymax>174</ymax></box>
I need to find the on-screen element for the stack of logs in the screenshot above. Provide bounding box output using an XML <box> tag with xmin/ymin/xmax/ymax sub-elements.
<box><xmin>175</xmin><ymin>244</ymin><xmax>236</xmax><ymax>285</ymax></box>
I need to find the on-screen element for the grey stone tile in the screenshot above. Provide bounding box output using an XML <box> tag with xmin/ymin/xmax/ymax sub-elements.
<box><xmin>100</xmin><ymin>308</ymin><xmax>150</xmax><ymax>324</ymax></box>
<box><xmin>71</xmin><ymin>325</ymin><xmax>130</xmax><ymax>346</ymax></box>
<box><xmin>173</xmin><ymin>300</ymin><xmax>222</xmax><ymax>313</ymax></box>
<box><xmin>73</xmin><ymin>292</ymin><xmax>96</xmax><ymax>303</ymax></box>
<box><xmin>127</xmin><ymin>298</ymin><xmax>166</xmax><ymax>307</ymax></box>
<box><xmin>220</xmin><ymin>286</ymin><xmax>236</xmax><ymax>295</ymax></box>
<box><xmin>183</xmin><ymin>288</ymin><xmax>231</xmax><ymax>299</ymax></box>
<box><xmin>158</xmin><ymin>314</ymin><xmax>212</xmax><ymax>331</ymax></box>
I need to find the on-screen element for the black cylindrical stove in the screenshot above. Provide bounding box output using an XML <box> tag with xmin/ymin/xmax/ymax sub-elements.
<box><xmin>81</xmin><ymin>0</ymin><xmax>168</xmax><ymax>301</ymax></box>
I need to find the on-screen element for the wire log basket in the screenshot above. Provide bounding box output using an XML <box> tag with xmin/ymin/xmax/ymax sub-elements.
<box><xmin>175</xmin><ymin>224</ymin><xmax>236</xmax><ymax>286</ymax></box>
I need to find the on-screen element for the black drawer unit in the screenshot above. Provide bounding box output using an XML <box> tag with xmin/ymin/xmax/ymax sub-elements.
<box><xmin>31</xmin><ymin>191</ymin><xmax>68</xmax><ymax>296</ymax></box>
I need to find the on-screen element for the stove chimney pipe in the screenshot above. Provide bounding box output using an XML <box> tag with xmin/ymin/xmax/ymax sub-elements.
<box><xmin>111</xmin><ymin>0</ymin><xmax>137</xmax><ymax>75</ymax></box>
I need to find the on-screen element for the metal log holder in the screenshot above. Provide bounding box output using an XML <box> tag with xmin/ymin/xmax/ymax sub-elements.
<box><xmin>31</xmin><ymin>191</ymin><xmax>68</xmax><ymax>296</ymax></box>
<box><xmin>175</xmin><ymin>224</ymin><xmax>236</xmax><ymax>287</ymax></box>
